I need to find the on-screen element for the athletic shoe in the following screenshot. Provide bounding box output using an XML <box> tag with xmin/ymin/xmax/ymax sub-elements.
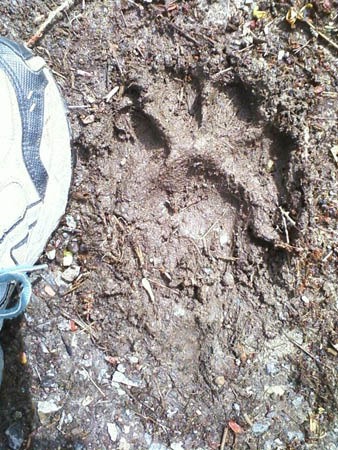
<box><xmin>0</xmin><ymin>37</ymin><xmax>72</xmax><ymax>384</ymax></box>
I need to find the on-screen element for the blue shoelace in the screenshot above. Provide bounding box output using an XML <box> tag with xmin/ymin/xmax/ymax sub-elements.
<box><xmin>0</xmin><ymin>264</ymin><xmax>47</xmax><ymax>319</ymax></box>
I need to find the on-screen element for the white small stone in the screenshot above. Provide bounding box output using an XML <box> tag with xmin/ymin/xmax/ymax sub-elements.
<box><xmin>112</xmin><ymin>371</ymin><xmax>139</xmax><ymax>387</ymax></box>
<box><xmin>118</xmin><ymin>437</ymin><xmax>131</xmax><ymax>450</ymax></box>
<box><xmin>219</xmin><ymin>230</ymin><xmax>229</xmax><ymax>246</ymax></box>
<box><xmin>46</xmin><ymin>248</ymin><xmax>56</xmax><ymax>260</ymax></box>
<box><xmin>128</xmin><ymin>356</ymin><xmax>139</xmax><ymax>364</ymax></box>
<box><xmin>65</xmin><ymin>413</ymin><xmax>73</xmax><ymax>424</ymax></box>
<box><xmin>44</xmin><ymin>285</ymin><xmax>56</xmax><ymax>297</ymax></box>
<box><xmin>107</xmin><ymin>422</ymin><xmax>119</xmax><ymax>442</ymax></box>
<box><xmin>62</xmin><ymin>252</ymin><xmax>73</xmax><ymax>267</ymax></box>
<box><xmin>265</xmin><ymin>385</ymin><xmax>286</xmax><ymax>396</ymax></box>
<box><xmin>65</xmin><ymin>214</ymin><xmax>77</xmax><ymax>231</ymax></box>
<box><xmin>252</xmin><ymin>419</ymin><xmax>271</xmax><ymax>435</ymax></box>
<box><xmin>82</xmin><ymin>396</ymin><xmax>93</xmax><ymax>407</ymax></box>
<box><xmin>171</xmin><ymin>443</ymin><xmax>185</xmax><ymax>450</ymax></box>
<box><xmin>215</xmin><ymin>375</ymin><xmax>225</xmax><ymax>386</ymax></box>
<box><xmin>111</xmin><ymin>382</ymin><xmax>127</xmax><ymax>396</ymax></box>
<box><xmin>149</xmin><ymin>444</ymin><xmax>168</xmax><ymax>450</ymax></box>
<box><xmin>120</xmin><ymin>157</ymin><xmax>127</xmax><ymax>166</ymax></box>
<box><xmin>62</xmin><ymin>266</ymin><xmax>80</xmax><ymax>282</ymax></box>
<box><xmin>277</xmin><ymin>49</ymin><xmax>285</xmax><ymax>61</ymax></box>
<box><xmin>117</xmin><ymin>363</ymin><xmax>126</xmax><ymax>373</ymax></box>
<box><xmin>144</xmin><ymin>433</ymin><xmax>152</xmax><ymax>446</ymax></box>
<box><xmin>37</xmin><ymin>400</ymin><xmax>61</xmax><ymax>422</ymax></box>
<box><xmin>173</xmin><ymin>304</ymin><xmax>186</xmax><ymax>317</ymax></box>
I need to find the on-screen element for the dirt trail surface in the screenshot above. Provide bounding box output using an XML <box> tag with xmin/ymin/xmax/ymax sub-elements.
<box><xmin>0</xmin><ymin>1</ymin><xmax>337</xmax><ymax>449</ymax></box>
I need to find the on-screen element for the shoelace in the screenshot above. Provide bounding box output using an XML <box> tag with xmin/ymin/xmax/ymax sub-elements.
<box><xmin>0</xmin><ymin>264</ymin><xmax>47</xmax><ymax>319</ymax></box>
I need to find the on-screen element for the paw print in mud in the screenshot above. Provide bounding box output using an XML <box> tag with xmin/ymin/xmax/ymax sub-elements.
<box><xmin>113</xmin><ymin>75</ymin><xmax>294</xmax><ymax>269</ymax></box>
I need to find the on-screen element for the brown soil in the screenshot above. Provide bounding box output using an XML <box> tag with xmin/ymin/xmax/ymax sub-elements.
<box><xmin>0</xmin><ymin>1</ymin><xmax>337</xmax><ymax>449</ymax></box>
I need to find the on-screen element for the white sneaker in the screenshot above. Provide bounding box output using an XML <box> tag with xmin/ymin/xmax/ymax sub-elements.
<box><xmin>0</xmin><ymin>37</ymin><xmax>72</xmax><ymax>382</ymax></box>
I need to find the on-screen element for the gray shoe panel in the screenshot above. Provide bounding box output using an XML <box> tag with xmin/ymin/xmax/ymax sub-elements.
<box><xmin>0</xmin><ymin>38</ymin><xmax>48</xmax><ymax>198</ymax></box>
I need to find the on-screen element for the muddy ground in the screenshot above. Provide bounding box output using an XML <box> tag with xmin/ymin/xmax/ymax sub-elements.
<box><xmin>0</xmin><ymin>0</ymin><xmax>337</xmax><ymax>449</ymax></box>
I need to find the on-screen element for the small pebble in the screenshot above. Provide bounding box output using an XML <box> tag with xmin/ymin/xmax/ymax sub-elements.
<box><xmin>44</xmin><ymin>285</ymin><xmax>56</xmax><ymax>297</ymax></box>
<box><xmin>233</xmin><ymin>403</ymin><xmax>241</xmax><ymax>413</ymax></box>
<box><xmin>252</xmin><ymin>419</ymin><xmax>271</xmax><ymax>435</ymax></box>
<box><xmin>107</xmin><ymin>422</ymin><xmax>119</xmax><ymax>442</ymax></box>
<box><xmin>171</xmin><ymin>443</ymin><xmax>185</xmax><ymax>450</ymax></box>
<box><xmin>68</xmin><ymin>240</ymin><xmax>79</xmax><ymax>253</ymax></box>
<box><xmin>277</xmin><ymin>49</ymin><xmax>285</xmax><ymax>61</ymax></box>
<box><xmin>46</xmin><ymin>248</ymin><xmax>56</xmax><ymax>260</ymax></box>
<box><xmin>222</xmin><ymin>272</ymin><xmax>235</xmax><ymax>288</ymax></box>
<box><xmin>292</xmin><ymin>396</ymin><xmax>303</xmax><ymax>408</ymax></box>
<box><xmin>286</xmin><ymin>430</ymin><xmax>305</xmax><ymax>442</ymax></box>
<box><xmin>5</xmin><ymin>423</ymin><xmax>24</xmax><ymax>450</ymax></box>
<box><xmin>81</xmin><ymin>114</ymin><xmax>95</xmax><ymax>125</ymax></box>
<box><xmin>202</xmin><ymin>267</ymin><xmax>213</xmax><ymax>276</ymax></box>
<box><xmin>62</xmin><ymin>265</ymin><xmax>80</xmax><ymax>282</ymax></box>
<box><xmin>62</xmin><ymin>251</ymin><xmax>73</xmax><ymax>267</ymax></box>
<box><xmin>37</xmin><ymin>400</ymin><xmax>61</xmax><ymax>423</ymax></box>
<box><xmin>65</xmin><ymin>214</ymin><xmax>77</xmax><ymax>231</ymax></box>
<box><xmin>265</xmin><ymin>385</ymin><xmax>286</xmax><ymax>396</ymax></box>
<box><xmin>215</xmin><ymin>375</ymin><xmax>225</xmax><ymax>386</ymax></box>
<box><xmin>117</xmin><ymin>363</ymin><xmax>126</xmax><ymax>373</ymax></box>
<box><xmin>266</xmin><ymin>362</ymin><xmax>279</xmax><ymax>376</ymax></box>
<box><xmin>219</xmin><ymin>230</ymin><xmax>230</xmax><ymax>246</ymax></box>
<box><xmin>118</xmin><ymin>437</ymin><xmax>131</xmax><ymax>450</ymax></box>
<box><xmin>112</xmin><ymin>371</ymin><xmax>139</xmax><ymax>387</ymax></box>
<box><xmin>149</xmin><ymin>444</ymin><xmax>168</xmax><ymax>450</ymax></box>
<box><xmin>128</xmin><ymin>355</ymin><xmax>139</xmax><ymax>364</ymax></box>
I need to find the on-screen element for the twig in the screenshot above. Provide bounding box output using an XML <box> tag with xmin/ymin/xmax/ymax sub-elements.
<box><xmin>128</xmin><ymin>0</ymin><xmax>144</xmax><ymax>11</ymax></box>
<box><xmin>304</xmin><ymin>19</ymin><xmax>338</xmax><ymax>51</ymax></box>
<box><xmin>213</xmin><ymin>67</ymin><xmax>233</xmax><ymax>79</ymax></box>
<box><xmin>322</xmin><ymin>250</ymin><xmax>333</xmax><ymax>262</ymax></box>
<box><xmin>201</xmin><ymin>210</ymin><xmax>227</xmax><ymax>240</ymax></box>
<box><xmin>27</xmin><ymin>0</ymin><xmax>79</xmax><ymax>47</ymax></box>
<box><xmin>279</xmin><ymin>206</ymin><xmax>296</xmax><ymax>227</ymax></box>
<box><xmin>83</xmin><ymin>368</ymin><xmax>106</xmax><ymax>397</ymax></box>
<box><xmin>284</xmin><ymin>333</ymin><xmax>319</xmax><ymax>363</ymax></box>
<box><xmin>167</xmin><ymin>22</ymin><xmax>201</xmax><ymax>46</ymax></box>
<box><xmin>147</xmin><ymin>278</ymin><xmax>180</xmax><ymax>295</ymax></box>
<box><xmin>281</xmin><ymin>210</ymin><xmax>289</xmax><ymax>244</ymax></box>
<box><xmin>220</xmin><ymin>426</ymin><xmax>228</xmax><ymax>450</ymax></box>
<box><xmin>274</xmin><ymin>241</ymin><xmax>303</xmax><ymax>253</ymax></box>
<box><xmin>60</xmin><ymin>309</ymin><xmax>99</xmax><ymax>340</ymax></box>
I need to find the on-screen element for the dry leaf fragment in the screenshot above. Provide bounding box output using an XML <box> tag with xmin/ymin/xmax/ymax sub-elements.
<box><xmin>286</xmin><ymin>7</ymin><xmax>299</xmax><ymax>28</ymax></box>
<box><xmin>253</xmin><ymin>5</ymin><xmax>268</xmax><ymax>19</ymax></box>
<box><xmin>142</xmin><ymin>278</ymin><xmax>155</xmax><ymax>302</ymax></box>
<box><xmin>330</xmin><ymin>145</ymin><xmax>338</xmax><ymax>165</ymax></box>
<box><xmin>69</xmin><ymin>320</ymin><xmax>78</xmax><ymax>332</ymax></box>
<box><xmin>20</xmin><ymin>352</ymin><xmax>28</xmax><ymax>365</ymax></box>
<box><xmin>228</xmin><ymin>420</ymin><xmax>244</xmax><ymax>434</ymax></box>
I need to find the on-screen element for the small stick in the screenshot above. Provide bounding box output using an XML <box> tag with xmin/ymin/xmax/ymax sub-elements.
<box><xmin>201</xmin><ymin>210</ymin><xmax>227</xmax><ymax>240</ymax></box>
<box><xmin>220</xmin><ymin>426</ymin><xmax>228</xmax><ymax>450</ymax></box>
<box><xmin>167</xmin><ymin>22</ymin><xmax>201</xmax><ymax>46</ymax></box>
<box><xmin>147</xmin><ymin>278</ymin><xmax>180</xmax><ymax>294</ymax></box>
<box><xmin>304</xmin><ymin>19</ymin><xmax>338</xmax><ymax>51</ymax></box>
<box><xmin>281</xmin><ymin>211</ymin><xmax>289</xmax><ymax>244</ymax></box>
<box><xmin>83</xmin><ymin>368</ymin><xmax>106</xmax><ymax>397</ymax></box>
<box><xmin>27</xmin><ymin>0</ymin><xmax>78</xmax><ymax>47</ymax></box>
<box><xmin>284</xmin><ymin>333</ymin><xmax>319</xmax><ymax>363</ymax></box>
<box><xmin>279</xmin><ymin>206</ymin><xmax>296</xmax><ymax>227</ymax></box>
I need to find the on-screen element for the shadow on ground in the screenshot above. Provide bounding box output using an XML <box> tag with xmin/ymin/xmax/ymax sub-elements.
<box><xmin>0</xmin><ymin>320</ymin><xmax>86</xmax><ymax>450</ymax></box>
